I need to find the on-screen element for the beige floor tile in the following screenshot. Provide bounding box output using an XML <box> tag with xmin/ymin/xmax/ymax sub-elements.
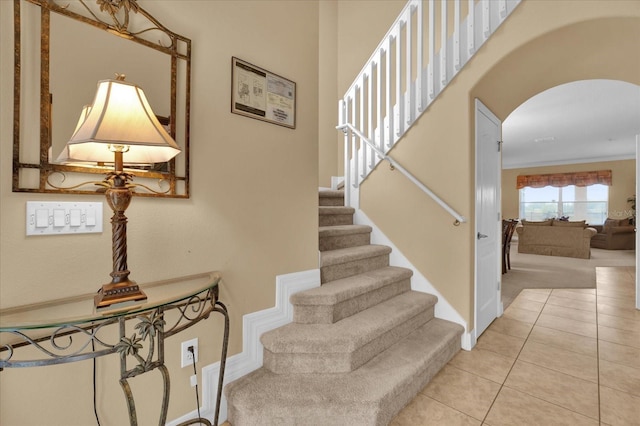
<box><xmin>599</xmin><ymin>340</ymin><xmax>640</xmax><ymax>370</ymax></box>
<box><xmin>542</xmin><ymin>303</ymin><xmax>597</xmax><ymax>324</ymax></box>
<box><xmin>502</xmin><ymin>306</ymin><xmax>540</xmax><ymax>324</ymax></box>
<box><xmin>552</xmin><ymin>289</ymin><xmax>597</xmax><ymax>302</ymax></box>
<box><xmin>421</xmin><ymin>365</ymin><xmax>501</xmax><ymax>421</ymax></box>
<box><xmin>518</xmin><ymin>340</ymin><xmax>598</xmax><ymax>383</ymax></box>
<box><xmin>528</xmin><ymin>325</ymin><xmax>597</xmax><ymax>357</ymax></box>
<box><xmin>546</xmin><ymin>295</ymin><xmax>596</xmax><ymax>312</ymax></box>
<box><xmin>504</xmin><ymin>360</ymin><xmax>599</xmax><ymax>419</ymax></box>
<box><xmin>521</xmin><ymin>288</ymin><xmax>553</xmax><ymax>295</ymax></box>
<box><xmin>391</xmin><ymin>394</ymin><xmax>481</xmax><ymax>426</ymax></box>
<box><xmin>558</xmin><ymin>288</ymin><xmax>597</xmax><ymax>294</ymax></box>
<box><xmin>509</xmin><ymin>298</ymin><xmax>545</xmax><ymax>313</ymax></box>
<box><xmin>597</xmin><ymin>313</ymin><xmax>640</xmax><ymax>333</ymax></box>
<box><xmin>598</xmin><ymin>295</ymin><xmax>637</xmax><ymax>310</ymax></box>
<box><xmin>449</xmin><ymin>347</ymin><xmax>515</xmax><ymax>384</ymax></box>
<box><xmin>597</xmin><ymin>303</ymin><xmax>640</xmax><ymax>321</ymax></box>
<box><xmin>598</xmin><ymin>325</ymin><xmax>640</xmax><ymax>349</ymax></box>
<box><xmin>484</xmin><ymin>386</ymin><xmax>598</xmax><ymax>426</ymax></box>
<box><xmin>535</xmin><ymin>312</ymin><xmax>597</xmax><ymax>338</ymax></box>
<box><xmin>600</xmin><ymin>385</ymin><xmax>640</xmax><ymax>426</ymax></box>
<box><xmin>476</xmin><ymin>330</ymin><xmax>526</xmax><ymax>359</ymax></box>
<box><xmin>518</xmin><ymin>290</ymin><xmax>551</xmax><ymax>303</ymax></box>
<box><xmin>596</xmin><ymin>286</ymin><xmax>636</xmax><ymax>300</ymax></box>
<box><xmin>597</xmin><ymin>279</ymin><xmax>635</xmax><ymax>290</ymax></box>
<box><xmin>599</xmin><ymin>359</ymin><xmax>640</xmax><ymax>397</ymax></box>
<box><xmin>488</xmin><ymin>316</ymin><xmax>534</xmax><ymax>339</ymax></box>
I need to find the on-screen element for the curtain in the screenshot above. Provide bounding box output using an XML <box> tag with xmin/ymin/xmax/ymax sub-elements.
<box><xmin>516</xmin><ymin>170</ymin><xmax>612</xmax><ymax>189</ymax></box>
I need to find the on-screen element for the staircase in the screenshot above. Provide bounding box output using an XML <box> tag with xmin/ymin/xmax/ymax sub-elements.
<box><xmin>224</xmin><ymin>190</ymin><xmax>463</xmax><ymax>425</ymax></box>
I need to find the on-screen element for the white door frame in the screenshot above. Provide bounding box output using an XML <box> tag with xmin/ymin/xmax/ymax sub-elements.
<box><xmin>474</xmin><ymin>99</ymin><xmax>503</xmax><ymax>344</ymax></box>
<box><xmin>636</xmin><ymin>135</ymin><xmax>640</xmax><ymax>310</ymax></box>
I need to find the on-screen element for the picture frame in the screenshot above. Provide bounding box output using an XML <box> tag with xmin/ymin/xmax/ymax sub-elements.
<box><xmin>231</xmin><ymin>57</ymin><xmax>296</xmax><ymax>129</ymax></box>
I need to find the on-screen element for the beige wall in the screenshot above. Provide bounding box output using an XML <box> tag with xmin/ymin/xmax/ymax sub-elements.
<box><xmin>0</xmin><ymin>1</ymin><xmax>318</xmax><ymax>424</ymax></box>
<box><xmin>502</xmin><ymin>160</ymin><xmax>636</xmax><ymax>222</ymax></box>
<box><xmin>346</xmin><ymin>1</ymin><xmax>640</xmax><ymax>331</ymax></box>
<box><xmin>318</xmin><ymin>1</ymin><xmax>339</xmax><ymax>188</ymax></box>
<box><xmin>320</xmin><ymin>0</ymin><xmax>406</xmax><ymax>185</ymax></box>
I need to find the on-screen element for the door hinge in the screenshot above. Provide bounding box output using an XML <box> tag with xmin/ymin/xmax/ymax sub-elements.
<box><xmin>497</xmin><ymin>281</ymin><xmax>501</xmax><ymax>291</ymax></box>
<box><xmin>497</xmin><ymin>140</ymin><xmax>503</xmax><ymax>152</ymax></box>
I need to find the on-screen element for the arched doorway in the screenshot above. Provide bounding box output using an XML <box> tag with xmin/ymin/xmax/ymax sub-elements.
<box><xmin>472</xmin><ymin>16</ymin><xmax>640</xmax><ymax>340</ymax></box>
<box><xmin>501</xmin><ymin>79</ymin><xmax>639</xmax><ymax>308</ymax></box>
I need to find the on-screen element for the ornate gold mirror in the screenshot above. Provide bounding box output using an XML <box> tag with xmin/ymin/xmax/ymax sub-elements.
<box><xmin>13</xmin><ymin>0</ymin><xmax>190</xmax><ymax>198</ymax></box>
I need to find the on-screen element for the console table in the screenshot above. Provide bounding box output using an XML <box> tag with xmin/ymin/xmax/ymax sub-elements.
<box><xmin>0</xmin><ymin>271</ymin><xmax>228</xmax><ymax>426</ymax></box>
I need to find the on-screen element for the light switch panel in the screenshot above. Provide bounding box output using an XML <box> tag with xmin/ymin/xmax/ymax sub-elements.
<box><xmin>26</xmin><ymin>201</ymin><xmax>103</xmax><ymax>236</ymax></box>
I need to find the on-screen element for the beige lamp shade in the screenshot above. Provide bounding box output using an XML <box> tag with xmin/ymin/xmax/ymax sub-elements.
<box><xmin>63</xmin><ymin>78</ymin><xmax>180</xmax><ymax>164</ymax></box>
<box><xmin>55</xmin><ymin>105</ymin><xmax>92</xmax><ymax>164</ymax></box>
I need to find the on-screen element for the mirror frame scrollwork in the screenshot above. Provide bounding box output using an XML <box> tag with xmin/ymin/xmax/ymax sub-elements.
<box><xmin>13</xmin><ymin>0</ymin><xmax>191</xmax><ymax>198</ymax></box>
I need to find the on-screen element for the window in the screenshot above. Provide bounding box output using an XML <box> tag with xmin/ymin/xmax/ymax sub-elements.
<box><xmin>519</xmin><ymin>184</ymin><xmax>609</xmax><ymax>224</ymax></box>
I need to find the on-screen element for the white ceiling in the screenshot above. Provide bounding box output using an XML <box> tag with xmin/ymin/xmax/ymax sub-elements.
<box><xmin>502</xmin><ymin>79</ymin><xmax>640</xmax><ymax>169</ymax></box>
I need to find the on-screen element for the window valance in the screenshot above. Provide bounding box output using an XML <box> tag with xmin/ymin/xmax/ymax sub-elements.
<box><xmin>516</xmin><ymin>170</ymin><xmax>612</xmax><ymax>189</ymax></box>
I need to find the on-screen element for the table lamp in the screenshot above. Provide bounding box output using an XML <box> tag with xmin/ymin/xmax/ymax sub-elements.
<box><xmin>62</xmin><ymin>74</ymin><xmax>180</xmax><ymax>310</ymax></box>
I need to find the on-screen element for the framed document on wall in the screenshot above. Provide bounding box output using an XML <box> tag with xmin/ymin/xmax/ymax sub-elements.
<box><xmin>231</xmin><ymin>57</ymin><xmax>296</xmax><ymax>129</ymax></box>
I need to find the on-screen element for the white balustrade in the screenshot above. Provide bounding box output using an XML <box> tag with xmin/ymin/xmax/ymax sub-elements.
<box><xmin>338</xmin><ymin>0</ymin><xmax>522</xmax><ymax>222</ymax></box>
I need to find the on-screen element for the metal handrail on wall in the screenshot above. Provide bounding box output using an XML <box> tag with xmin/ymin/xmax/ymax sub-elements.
<box><xmin>337</xmin><ymin>0</ymin><xmax>521</xmax><ymax>223</ymax></box>
<box><xmin>337</xmin><ymin>122</ymin><xmax>466</xmax><ymax>225</ymax></box>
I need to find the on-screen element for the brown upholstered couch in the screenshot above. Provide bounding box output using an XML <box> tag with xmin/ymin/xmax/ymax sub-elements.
<box><xmin>590</xmin><ymin>218</ymin><xmax>635</xmax><ymax>250</ymax></box>
<box><xmin>515</xmin><ymin>219</ymin><xmax>597</xmax><ymax>259</ymax></box>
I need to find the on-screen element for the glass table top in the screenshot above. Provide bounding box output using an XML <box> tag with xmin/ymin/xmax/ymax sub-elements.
<box><xmin>0</xmin><ymin>271</ymin><xmax>221</xmax><ymax>330</ymax></box>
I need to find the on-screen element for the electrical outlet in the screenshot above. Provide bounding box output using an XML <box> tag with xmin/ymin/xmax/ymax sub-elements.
<box><xmin>180</xmin><ymin>338</ymin><xmax>198</xmax><ymax>368</ymax></box>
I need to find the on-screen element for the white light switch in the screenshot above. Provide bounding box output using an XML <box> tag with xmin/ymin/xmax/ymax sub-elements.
<box><xmin>86</xmin><ymin>209</ymin><xmax>96</xmax><ymax>226</ymax></box>
<box><xmin>70</xmin><ymin>209</ymin><xmax>82</xmax><ymax>227</ymax></box>
<box><xmin>53</xmin><ymin>209</ymin><xmax>66</xmax><ymax>227</ymax></box>
<box><xmin>26</xmin><ymin>202</ymin><xmax>103</xmax><ymax>236</ymax></box>
<box><xmin>35</xmin><ymin>209</ymin><xmax>49</xmax><ymax>228</ymax></box>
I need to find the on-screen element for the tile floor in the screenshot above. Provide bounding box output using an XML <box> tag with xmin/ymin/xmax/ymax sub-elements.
<box><xmin>391</xmin><ymin>266</ymin><xmax>640</xmax><ymax>426</ymax></box>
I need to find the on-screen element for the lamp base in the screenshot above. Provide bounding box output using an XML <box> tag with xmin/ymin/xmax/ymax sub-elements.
<box><xmin>95</xmin><ymin>279</ymin><xmax>147</xmax><ymax>311</ymax></box>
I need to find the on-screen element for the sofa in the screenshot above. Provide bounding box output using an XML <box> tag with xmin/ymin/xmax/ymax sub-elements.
<box><xmin>590</xmin><ymin>218</ymin><xmax>635</xmax><ymax>250</ymax></box>
<box><xmin>515</xmin><ymin>219</ymin><xmax>597</xmax><ymax>259</ymax></box>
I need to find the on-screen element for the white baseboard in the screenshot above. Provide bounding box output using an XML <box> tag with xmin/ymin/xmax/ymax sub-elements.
<box><xmin>353</xmin><ymin>210</ymin><xmax>474</xmax><ymax>351</ymax></box>
<box><xmin>167</xmin><ymin>268</ymin><xmax>321</xmax><ymax>425</ymax></box>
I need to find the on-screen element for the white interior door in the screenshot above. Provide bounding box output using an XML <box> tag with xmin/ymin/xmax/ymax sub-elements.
<box><xmin>475</xmin><ymin>99</ymin><xmax>502</xmax><ymax>339</ymax></box>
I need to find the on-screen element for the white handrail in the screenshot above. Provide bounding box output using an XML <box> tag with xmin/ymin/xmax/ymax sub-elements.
<box><xmin>337</xmin><ymin>122</ymin><xmax>466</xmax><ymax>225</ymax></box>
<box><xmin>337</xmin><ymin>0</ymin><xmax>521</xmax><ymax>223</ymax></box>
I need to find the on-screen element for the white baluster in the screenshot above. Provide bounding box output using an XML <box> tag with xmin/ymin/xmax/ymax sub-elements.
<box><xmin>377</xmin><ymin>49</ymin><xmax>384</xmax><ymax>151</ymax></box>
<box><xmin>499</xmin><ymin>0</ymin><xmax>507</xmax><ymax>20</ymax></box>
<box><xmin>468</xmin><ymin>0</ymin><xmax>475</xmax><ymax>55</ymax></box>
<box><xmin>482</xmin><ymin>0</ymin><xmax>490</xmax><ymax>40</ymax></box>
<box><xmin>440</xmin><ymin>0</ymin><xmax>448</xmax><ymax>90</ymax></box>
<box><xmin>395</xmin><ymin>24</ymin><xmax>403</xmax><ymax>137</ymax></box>
<box><xmin>385</xmin><ymin>37</ymin><xmax>393</xmax><ymax>148</ymax></box>
<box><xmin>415</xmin><ymin>0</ymin><xmax>423</xmax><ymax>114</ymax></box>
<box><xmin>428</xmin><ymin>0</ymin><xmax>435</xmax><ymax>100</ymax></box>
<box><xmin>405</xmin><ymin>10</ymin><xmax>413</xmax><ymax>126</ymax></box>
<box><xmin>454</xmin><ymin>0</ymin><xmax>460</xmax><ymax>71</ymax></box>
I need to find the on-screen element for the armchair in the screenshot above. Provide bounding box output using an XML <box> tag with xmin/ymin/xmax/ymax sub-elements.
<box><xmin>590</xmin><ymin>218</ymin><xmax>636</xmax><ymax>250</ymax></box>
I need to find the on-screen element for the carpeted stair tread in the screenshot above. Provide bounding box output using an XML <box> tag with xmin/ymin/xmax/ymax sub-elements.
<box><xmin>319</xmin><ymin>225</ymin><xmax>372</xmax><ymax>251</ymax></box>
<box><xmin>261</xmin><ymin>291</ymin><xmax>436</xmax><ymax>354</ymax></box>
<box><xmin>292</xmin><ymin>266</ymin><xmax>412</xmax><ymax>307</ymax></box>
<box><xmin>225</xmin><ymin>318</ymin><xmax>464</xmax><ymax>426</ymax></box>
<box><xmin>319</xmin><ymin>206</ymin><xmax>355</xmax><ymax>226</ymax></box>
<box><xmin>319</xmin><ymin>190</ymin><xmax>345</xmax><ymax>206</ymax></box>
<box><xmin>319</xmin><ymin>224</ymin><xmax>372</xmax><ymax>237</ymax></box>
<box><xmin>319</xmin><ymin>189</ymin><xmax>345</xmax><ymax>198</ymax></box>
<box><xmin>320</xmin><ymin>244</ymin><xmax>391</xmax><ymax>267</ymax></box>
<box><xmin>319</xmin><ymin>206</ymin><xmax>355</xmax><ymax>215</ymax></box>
<box><xmin>292</xmin><ymin>266</ymin><xmax>413</xmax><ymax>324</ymax></box>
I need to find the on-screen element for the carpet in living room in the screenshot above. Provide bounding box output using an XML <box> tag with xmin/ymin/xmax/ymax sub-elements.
<box><xmin>501</xmin><ymin>242</ymin><xmax>635</xmax><ymax>309</ymax></box>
